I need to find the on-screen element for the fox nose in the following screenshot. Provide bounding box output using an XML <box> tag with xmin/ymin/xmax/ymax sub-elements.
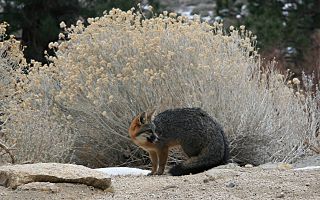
<box><xmin>147</xmin><ymin>133</ymin><xmax>159</xmax><ymax>143</ymax></box>
<box><xmin>152</xmin><ymin>134</ymin><xmax>159</xmax><ymax>142</ymax></box>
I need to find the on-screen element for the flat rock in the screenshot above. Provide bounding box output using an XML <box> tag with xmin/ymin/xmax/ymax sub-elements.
<box><xmin>17</xmin><ymin>182</ymin><xmax>60</xmax><ymax>193</ymax></box>
<box><xmin>293</xmin><ymin>155</ymin><xmax>320</xmax><ymax>168</ymax></box>
<box><xmin>294</xmin><ymin>166</ymin><xmax>320</xmax><ymax>171</ymax></box>
<box><xmin>95</xmin><ymin>167</ymin><xmax>151</xmax><ymax>176</ymax></box>
<box><xmin>205</xmin><ymin>168</ymin><xmax>241</xmax><ymax>180</ymax></box>
<box><xmin>258</xmin><ymin>162</ymin><xmax>292</xmax><ymax>170</ymax></box>
<box><xmin>214</xmin><ymin>163</ymin><xmax>240</xmax><ymax>170</ymax></box>
<box><xmin>0</xmin><ymin>163</ymin><xmax>111</xmax><ymax>190</ymax></box>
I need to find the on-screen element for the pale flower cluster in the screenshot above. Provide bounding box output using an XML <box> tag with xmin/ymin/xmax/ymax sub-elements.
<box><xmin>0</xmin><ymin>22</ymin><xmax>75</xmax><ymax>164</ymax></box>
<box><xmin>0</xmin><ymin>23</ymin><xmax>27</xmax><ymax>107</ymax></box>
<box><xmin>292</xmin><ymin>77</ymin><xmax>301</xmax><ymax>85</ymax></box>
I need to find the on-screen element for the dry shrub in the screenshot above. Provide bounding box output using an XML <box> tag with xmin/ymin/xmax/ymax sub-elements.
<box><xmin>2</xmin><ymin>7</ymin><xmax>319</xmax><ymax>167</ymax></box>
<box><xmin>41</xmin><ymin>8</ymin><xmax>319</xmax><ymax>166</ymax></box>
<box><xmin>0</xmin><ymin>22</ymin><xmax>26</xmax><ymax>164</ymax></box>
<box><xmin>0</xmin><ymin>23</ymin><xmax>75</xmax><ymax>164</ymax></box>
<box><xmin>0</xmin><ymin>22</ymin><xmax>26</xmax><ymax>106</ymax></box>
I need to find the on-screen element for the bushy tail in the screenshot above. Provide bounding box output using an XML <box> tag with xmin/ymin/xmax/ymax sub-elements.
<box><xmin>170</xmin><ymin>132</ymin><xmax>230</xmax><ymax>176</ymax></box>
<box><xmin>169</xmin><ymin>153</ymin><xmax>219</xmax><ymax>176</ymax></box>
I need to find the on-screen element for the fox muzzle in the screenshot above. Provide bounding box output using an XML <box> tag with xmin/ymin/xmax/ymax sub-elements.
<box><xmin>136</xmin><ymin>123</ymin><xmax>159</xmax><ymax>143</ymax></box>
<box><xmin>147</xmin><ymin>133</ymin><xmax>159</xmax><ymax>143</ymax></box>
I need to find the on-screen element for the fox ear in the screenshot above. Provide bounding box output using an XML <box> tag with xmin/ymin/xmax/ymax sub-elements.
<box><xmin>147</xmin><ymin>109</ymin><xmax>156</xmax><ymax>121</ymax></box>
<box><xmin>138</xmin><ymin>112</ymin><xmax>147</xmax><ymax>125</ymax></box>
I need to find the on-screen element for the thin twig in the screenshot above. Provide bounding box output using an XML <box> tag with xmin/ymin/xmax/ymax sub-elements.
<box><xmin>0</xmin><ymin>114</ymin><xmax>10</xmax><ymax>127</ymax></box>
<box><xmin>309</xmin><ymin>145</ymin><xmax>320</xmax><ymax>154</ymax></box>
<box><xmin>0</xmin><ymin>140</ymin><xmax>15</xmax><ymax>164</ymax></box>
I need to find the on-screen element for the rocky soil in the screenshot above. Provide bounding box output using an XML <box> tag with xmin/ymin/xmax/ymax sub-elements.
<box><xmin>0</xmin><ymin>162</ymin><xmax>319</xmax><ymax>200</ymax></box>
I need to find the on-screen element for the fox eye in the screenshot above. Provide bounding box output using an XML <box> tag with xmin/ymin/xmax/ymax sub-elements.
<box><xmin>139</xmin><ymin>112</ymin><xmax>146</xmax><ymax>125</ymax></box>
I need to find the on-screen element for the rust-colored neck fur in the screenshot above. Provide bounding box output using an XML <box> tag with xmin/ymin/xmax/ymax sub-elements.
<box><xmin>128</xmin><ymin>115</ymin><xmax>140</xmax><ymax>140</ymax></box>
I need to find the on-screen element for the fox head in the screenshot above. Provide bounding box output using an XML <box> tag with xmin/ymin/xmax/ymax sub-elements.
<box><xmin>129</xmin><ymin>110</ymin><xmax>159</xmax><ymax>145</ymax></box>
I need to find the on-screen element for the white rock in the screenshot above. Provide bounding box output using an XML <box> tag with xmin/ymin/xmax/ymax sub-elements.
<box><xmin>95</xmin><ymin>167</ymin><xmax>151</xmax><ymax>176</ymax></box>
<box><xmin>294</xmin><ymin>166</ymin><xmax>320</xmax><ymax>171</ymax></box>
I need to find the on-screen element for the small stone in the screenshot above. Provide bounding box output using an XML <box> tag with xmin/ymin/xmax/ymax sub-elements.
<box><xmin>203</xmin><ymin>175</ymin><xmax>215</xmax><ymax>183</ymax></box>
<box><xmin>277</xmin><ymin>163</ymin><xmax>292</xmax><ymax>170</ymax></box>
<box><xmin>149</xmin><ymin>193</ymin><xmax>155</xmax><ymax>198</ymax></box>
<box><xmin>226</xmin><ymin>182</ymin><xmax>236</xmax><ymax>188</ymax></box>
<box><xmin>105</xmin><ymin>185</ymin><xmax>115</xmax><ymax>193</ymax></box>
<box><xmin>258</xmin><ymin>162</ymin><xmax>279</xmax><ymax>169</ymax></box>
<box><xmin>162</xmin><ymin>185</ymin><xmax>178</xmax><ymax>190</ymax></box>
<box><xmin>214</xmin><ymin>163</ymin><xmax>240</xmax><ymax>169</ymax></box>
<box><xmin>276</xmin><ymin>192</ymin><xmax>285</xmax><ymax>198</ymax></box>
<box><xmin>244</xmin><ymin>164</ymin><xmax>254</xmax><ymax>168</ymax></box>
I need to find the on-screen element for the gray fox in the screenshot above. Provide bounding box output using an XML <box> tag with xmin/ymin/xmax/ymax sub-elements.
<box><xmin>128</xmin><ymin>108</ymin><xmax>229</xmax><ymax>176</ymax></box>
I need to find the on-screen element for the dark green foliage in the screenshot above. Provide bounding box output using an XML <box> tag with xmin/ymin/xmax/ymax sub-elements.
<box><xmin>0</xmin><ymin>0</ymin><xmax>85</xmax><ymax>62</ymax></box>
<box><xmin>0</xmin><ymin>0</ymin><xmax>159</xmax><ymax>62</ymax></box>
<box><xmin>245</xmin><ymin>1</ymin><xmax>284</xmax><ymax>49</ymax></box>
<box><xmin>216</xmin><ymin>0</ymin><xmax>320</xmax><ymax>76</ymax></box>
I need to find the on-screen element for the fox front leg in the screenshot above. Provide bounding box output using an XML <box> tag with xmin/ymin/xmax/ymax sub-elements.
<box><xmin>148</xmin><ymin>151</ymin><xmax>158</xmax><ymax>175</ymax></box>
<box><xmin>156</xmin><ymin>147</ymin><xmax>169</xmax><ymax>175</ymax></box>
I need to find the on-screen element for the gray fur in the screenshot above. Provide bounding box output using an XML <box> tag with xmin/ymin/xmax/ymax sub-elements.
<box><xmin>153</xmin><ymin>108</ymin><xmax>229</xmax><ymax>176</ymax></box>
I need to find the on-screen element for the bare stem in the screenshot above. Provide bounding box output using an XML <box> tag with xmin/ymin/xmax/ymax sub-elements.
<box><xmin>0</xmin><ymin>140</ymin><xmax>15</xmax><ymax>164</ymax></box>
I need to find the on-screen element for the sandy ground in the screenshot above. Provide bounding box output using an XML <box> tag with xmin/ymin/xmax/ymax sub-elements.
<box><xmin>0</xmin><ymin>166</ymin><xmax>319</xmax><ymax>200</ymax></box>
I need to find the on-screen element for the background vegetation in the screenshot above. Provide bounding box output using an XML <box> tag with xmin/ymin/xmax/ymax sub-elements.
<box><xmin>215</xmin><ymin>0</ymin><xmax>320</xmax><ymax>80</ymax></box>
<box><xmin>0</xmin><ymin>0</ymin><xmax>318</xmax><ymax>80</ymax></box>
<box><xmin>0</xmin><ymin>1</ymin><xmax>319</xmax><ymax>168</ymax></box>
<box><xmin>0</xmin><ymin>0</ymin><xmax>142</xmax><ymax>62</ymax></box>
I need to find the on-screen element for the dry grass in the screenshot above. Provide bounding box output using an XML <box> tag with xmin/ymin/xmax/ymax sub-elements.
<box><xmin>1</xmin><ymin>7</ymin><xmax>319</xmax><ymax>167</ymax></box>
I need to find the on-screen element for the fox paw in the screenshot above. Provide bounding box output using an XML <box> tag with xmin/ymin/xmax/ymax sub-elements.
<box><xmin>147</xmin><ymin>172</ymin><xmax>155</xmax><ymax>176</ymax></box>
<box><xmin>147</xmin><ymin>171</ymin><xmax>164</xmax><ymax>176</ymax></box>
